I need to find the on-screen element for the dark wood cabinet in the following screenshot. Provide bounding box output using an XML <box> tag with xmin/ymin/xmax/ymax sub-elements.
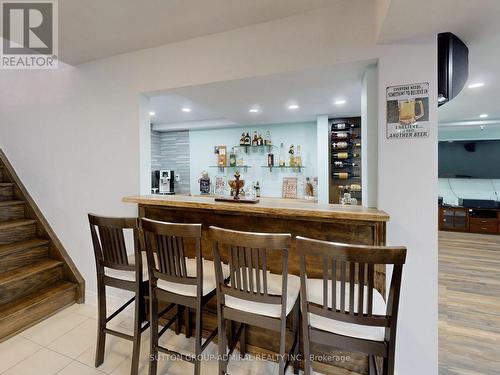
<box><xmin>439</xmin><ymin>206</ymin><xmax>500</xmax><ymax>235</ymax></box>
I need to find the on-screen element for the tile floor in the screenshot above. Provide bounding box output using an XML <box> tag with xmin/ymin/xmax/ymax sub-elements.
<box><xmin>0</xmin><ymin>303</ymin><xmax>317</xmax><ymax>375</ymax></box>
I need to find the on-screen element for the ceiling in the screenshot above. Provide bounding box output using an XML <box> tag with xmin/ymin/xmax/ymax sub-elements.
<box><xmin>58</xmin><ymin>0</ymin><xmax>332</xmax><ymax>65</ymax></box>
<box><xmin>148</xmin><ymin>60</ymin><xmax>374</xmax><ymax>130</ymax></box>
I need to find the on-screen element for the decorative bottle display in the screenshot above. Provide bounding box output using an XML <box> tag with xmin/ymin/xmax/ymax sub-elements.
<box><xmin>236</xmin><ymin>148</ymin><xmax>244</xmax><ymax>166</ymax></box>
<box><xmin>279</xmin><ymin>143</ymin><xmax>286</xmax><ymax>167</ymax></box>
<box><xmin>257</xmin><ymin>133</ymin><xmax>263</xmax><ymax>146</ymax></box>
<box><xmin>295</xmin><ymin>145</ymin><xmax>302</xmax><ymax>166</ymax></box>
<box><xmin>330</xmin><ymin>119</ymin><xmax>361</xmax><ymax>205</ymax></box>
<box><xmin>199</xmin><ymin>171</ymin><xmax>211</xmax><ymax>195</ymax></box>
<box><xmin>240</xmin><ymin>133</ymin><xmax>246</xmax><ymax>146</ymax></box>
<box><xmin>254</xmin><ymin>181</ymin><xmax>261</xmax><ymax>197</ymax></box>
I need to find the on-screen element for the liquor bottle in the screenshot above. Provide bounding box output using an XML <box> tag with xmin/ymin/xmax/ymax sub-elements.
<box><xmin>267</xmin><ymin>153</ymin><xmax>274</xmax><ymax>167</ymax></box>
<box><xmin>239</xmin><ymin>133</ymin><xmax>246</xmax><ymax>146</ymax></box>
<box><xmin>339</xmin><ymin>184</ymin><xmax>362</xmax><ymax>191</ymax></box>
<box><xmin>255</xmin><ymin>181</ymin><xmax>261</xmax><ymax>197</ymax></box>
<box><xmin>331</xmin><ymin>132</ymin><xmax>359</xmax><ymax>140</ymax></box>
<box><xmin>331</xmin><ymin>122</ymin><xmax>358</xmax><ymax>130</ymax></box>
<box><xmin>252</xmin><ymin>131</ymin><xmax>258</xmax><ymax>146</ymax></box>
<box><xmin>236</xmin><ymin>148</ymin><xmax>244</xmax><ymax>166</ymax></box>
<box><xmin>288</xmin><ymin>144</ymin><xmax>295</xmax><ymax>167</ymax></box>
<box><xmin>244</xmin><ymin>132</ymin><xmax>251</xmax><ymax>145</ymax></box>
<box><xmin>295</xmin><ymin>145</ymin><xmax>302</xmax><ymax>166</ymax></box>
<box><xmin>264</xmin><ymin>131</ymin><xmax>272</xmax><ymax>146</ymax></box>
<box><xmin>229</xmin><ymin>147</ymin><xmax>236</xmax><ymax>167</ymax></box>
<box><xmin>332</xmin><ymin>152</ymin><xmax>360</xmax><ymax>160</ymax></box>
<box><xmin>333</xmin><ymin>161</ymin><xmax>359</xmax><ymax>168</ymax></box>
<box><xmin>257</xmin><ymin>133</ymin><xmax>263</xmax><ymax>146</ymax></box>
<box><xmin>279</xmin><ymin>143</ymin><xmax>286</xmax><ymax>167</ymax></box>
<box><xmin>333</xmin><ymin>172</ymin><xmax>359</xmax><ymax>180</ymax></box>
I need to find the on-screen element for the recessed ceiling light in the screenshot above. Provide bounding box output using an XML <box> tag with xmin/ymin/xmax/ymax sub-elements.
<box><xmin>334</xmin><ymin>99</ymin><xmax>346</xmax><ymax>105</ymax></box>
<box><xmin>249</xmin><ymin>108</ymin><xmax>260</xmax><ymax>113</ymax></box>
<box><xmin>479</xmin><ymin>113</ymin><xmax>488</xmax><ymax>118</ymax></box>
<box><xmin>181</xmin><ymin>107</ymin><xmax>191</xmax><ymax>113</ymax></box>
<box><xmin>288</xmin><ymin>104</ymin><xmax>299</xmax><ymax>110</ymax></box>
<box><xmin>468</xmin><ymin>82</ymin><xmax>484</xmax><ymax>89</ymax></box>
<box><xmin>149</xmin><ymin>111</ymin><xmax>156</xmax><ymax>116</ymax></box>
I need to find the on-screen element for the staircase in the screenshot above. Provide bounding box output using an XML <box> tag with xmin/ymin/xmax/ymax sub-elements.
<box><xmin>0</xmin><ymin>150</ymin><xmax>84</xmax><ymax>341</ymax></box>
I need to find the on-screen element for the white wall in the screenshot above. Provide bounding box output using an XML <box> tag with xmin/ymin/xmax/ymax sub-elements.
<box><xmin>0</xmin><ymin>4</ymin><xmax>437</xmax><ymax>374</ymax></box>
<box><xmin>316</xmin><ymin>115</ymin><xmax>329</xmax><ymax>204</ymax></box>
<box><xmin>188</xmin><ymin>122</ymin><xmax>317</xmax><ymax>197</ymax></box>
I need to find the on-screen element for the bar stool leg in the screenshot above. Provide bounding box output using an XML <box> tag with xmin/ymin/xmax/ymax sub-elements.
<box><xmin>292</xmin><ymin>302</ymin><xmax>300</xmax><ymax>374</ymax></box>
<box><xmin>301</xmin><ymin>305</ymin><xmax>312</xmax><ymax>375</ymax></box>
<box><xmin>278</xmin><ymin>314</ymin><xmax>287</xmax><ymax>375</ymax></box>
<box><xmin>239</xmin><ymin>324</ymin><xmax>246</xmax><ymax>356</ymax></box>
<box><xmin>149</xmin><ymin>289</ymin><xmax>159</xmax><ymax>375</ymax></box>
<box><xmin>95</xmin><ymin>276</ymin><xmax>106</xmax><ymax>367</ymax></box>
<box><xmin>185</xmin><ymin>307</ymin><xmax>192</xmax><ymax>338</ymax></box>
<box><xmin>217</xmin><ymin>303</ymin><xmax>227</xmax><ymax>375</ymax></box>
<box><xmin>194</xmin><ymin>300</ymin><xmax>203</xmax><ymax>375</ymax></box>
<box><xmin>131</xmin><ymin>288</ymin><xmax>142</xmax><ymax>375</ymax></box>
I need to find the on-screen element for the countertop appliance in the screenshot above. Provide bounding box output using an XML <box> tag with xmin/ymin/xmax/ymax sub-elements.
<box><xmin>152</xmin><ymin>170</ymin><xmax>175</xmax><ymax>195</ymax></box>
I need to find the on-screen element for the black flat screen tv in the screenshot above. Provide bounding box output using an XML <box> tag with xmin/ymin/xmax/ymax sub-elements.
<box><xmin>439</xmin><ymin>140</ymin><xmax>500</xmax><ymax>178</ymax></box>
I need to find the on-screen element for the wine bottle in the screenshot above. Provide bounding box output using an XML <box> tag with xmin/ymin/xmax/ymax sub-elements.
<box><xmin>279</xmin><ymin>143</ymin><xmax>286</xmax><ymax>167</ymax></box>
<box><xmin>333</xmin><ymin>161</ymin><xmax>359</xmax><ymax>168</ymax></box>
<box><xmin>331</xmin><ymin>132</ymin><xmax>359</xmax><ymax>140</ymax></box>
<box><xmin>333</xmin><ymin>172</ymin><xmax>359</xmax><ymax>180</ymax></box>
<box><xmin>267</xmin><ymin>153</ymin><xmax>274</xmax><ymax>167</ymax></box>
<box><xmin>331</xmin><ymin>122</ymin><xmax>358</xmax><ymax>130</ymax></box>
<box><xmin>332</xmin><ymin>152</ymin><xmax>360</xmax><ymax>159</ymax></box>
<box><xmin>244</xmin><ymin>132</ymin><xmax>251</xmax><ymax>145</ymax></box>
<box><xmin>332</xmin><ymin>141</ymin><xmax>361</xmax><ymax>150</ymax></box>
<box><xmin>252</xmin><ymin>131</ymin><xmax>258</xmax><ymax>146</ymax></box>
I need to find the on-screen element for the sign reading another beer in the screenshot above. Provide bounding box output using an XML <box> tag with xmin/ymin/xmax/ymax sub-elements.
<box><xmin>386</xmin><ymin>82</ymin><xmax>430</xmax><ymax>139</ymax></box>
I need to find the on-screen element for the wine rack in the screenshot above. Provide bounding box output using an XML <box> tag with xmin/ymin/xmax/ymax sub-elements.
<box><xmin>329</xmin><ymin>117</ymin><xmax>362</xmax><ymax>205</ymax></box>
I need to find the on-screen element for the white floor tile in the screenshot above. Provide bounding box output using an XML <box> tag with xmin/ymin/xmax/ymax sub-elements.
<box><xmin>3</xmin><ymin>348</ymin><xmax>72</xmax><ymax>375</ymax></box>
<box><xmin>20</xmin><ymin>309</ymin><xmax>88</xmax><ymax>346</ymax></box>
<box><xmin>64</xmin><ymin>303</ymin><xmax>98</xmax><ymax>320</ymax></box>
<box><xmin>55</xmin><ymin>361</ymin><xmax>105</xmax><ymax>375</ymax></box>
<box><xmin>47</xmin><ymin>319</ymin><xmax>97</xmax><ymax>359</ymax></box>
<box><xmin>0</xmin><ymin>335</ymin><xmax>42</xmax><ymax>373</ymax></box>
<box><xmin>76</xmin><ymin>335</ymin><xmax>133</xmax><ymax>374</ymax></box>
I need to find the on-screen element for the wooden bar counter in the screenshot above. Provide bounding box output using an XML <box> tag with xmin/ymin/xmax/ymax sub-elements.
<box><xmin>123</xmin><ymin>194</ymin><xmax>390</xmax><ymax>374</ymax></box>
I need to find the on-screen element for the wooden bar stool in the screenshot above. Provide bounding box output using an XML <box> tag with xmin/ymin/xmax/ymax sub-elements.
<box><xmin>296</xmin><ymin>236</ymin><xmax>407</xmax><ymax>375</ymax></box>
<box><xmin>139</xmin><ymin>218</ymin><xmax>227</xmax><ymax>375</ymax></box>
<box><xmin>210</xmin><ymin>226</ymin><xmax>300</xmax><ymax>375</ymax></box>
<box><xmin>88</xmin><ymin>214</ymin><xmax>150</xmax><ymax>375</ymax></box>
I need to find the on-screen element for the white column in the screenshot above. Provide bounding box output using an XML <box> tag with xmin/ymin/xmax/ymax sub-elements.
<box><xmin>361</xmin><ymin>65</ymin><xmax>379</xmax><ymax>207</ymax></box>
<box><xmin>377</xmin><ymin>40</ymin><xmax>438</xmax><ymax>375</ymax></box>
<box><xmin>139</xmin><ymin>94</ymin><xmax>151</xmax><ymax>195</ymax></box>
<box><xmin>316</xmin><ymin>115</ymin><xmax>329</xmax><ymax>204</ymax></box>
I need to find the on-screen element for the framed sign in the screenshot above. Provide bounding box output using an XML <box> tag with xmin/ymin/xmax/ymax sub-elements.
<box><xmin>282</xmin><ymin>177</ymin><xmax>298</xmax><ymax>199</ymax></box>
<box><xmin>214</xmin><ymin>175</ymin><xmax>227</xmax><ymax>196</ymax></box>
<box><xmin>386</xmin><ymin>82</ymin><xmax>430</xmax><ymax>139</ymax></box>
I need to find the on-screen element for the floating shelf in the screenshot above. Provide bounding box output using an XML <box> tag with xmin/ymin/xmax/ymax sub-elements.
<box><xmin>261</xmin><ymin>165</ymin><xmax>305</xmax><ymax>172</ymax></box>
<box><xmin>233</xmin><ymin>145</ymin><xmax>277</xmax><ymax>153</ymax></box>
<box><xmin>209</xmin><ymin>165</ymin><xmax>252</xmax><ymax>172</ymax></box>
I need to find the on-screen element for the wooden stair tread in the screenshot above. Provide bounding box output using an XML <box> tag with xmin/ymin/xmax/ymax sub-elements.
<box><xmin>0</xmin><ymin>280</ymin><xmax>77</xmax><ymax>341</ymax></box>
<box><xmin>0</xmin><ymin>183</ymin><xmax>14</xmax><ymax>187</ymax></box>
<box><xmin>0</xmin><ymin>200</ymin><xmax>24</xmax><ymax>207</ymax></box>
<box><xmin>0</xmin><ymin>219</ymin><xmax>37</xmax><ymax>230</ymax></box>
<box><xmin>0</xmin><ymin>259</ymin><xmax>63</xmax><ymax>285</ymax></box>
<box><xmin>0</xmin><ymin>238</ymin><xmax>50</xmax><ymax>255</ymax></box>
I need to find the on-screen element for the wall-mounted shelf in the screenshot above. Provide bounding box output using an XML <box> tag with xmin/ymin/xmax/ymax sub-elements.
<box><xmin>261</xmin><ymin>165</ymin><xmax>305</xmax><ymax>172</ymax></box>
<box><xmin>234</xmin><ymin>145</ymin><xmax>277</xmax><ymax>153</ymax></box>
<box><xmin>209</xmin><ymin>165</ymin><xmax>252</xmax><ymax>172</ymax></box>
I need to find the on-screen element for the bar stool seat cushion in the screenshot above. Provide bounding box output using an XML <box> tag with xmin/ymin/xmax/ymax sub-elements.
<box><xmin>157</xmin><ymin>258</ymin><xmax>230</xmax><ymax>297</ymax></box>
<box><xmin>306</xmin><ymin>279</ymin><xmax>386</xmax><ymax>342</ymax></box>
<box><xmin>225</xmin><ymin>272</ymin><xmax>300</xmax><ymax>318</ymax></box>
<box><xmin>104</xmin><ymin>252</ymin><xmax>149</xmax><ymax>282</ymax></box>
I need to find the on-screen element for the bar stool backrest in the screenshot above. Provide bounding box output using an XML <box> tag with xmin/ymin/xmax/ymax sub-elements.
<box><xmin>140</xmin><ymin>218</ymin><xmax>202</xmax><ymax>290</ymax></box>
<box><xmin>210</xmin><ymin>226</ymin><xmax>291</xmax><ymax>307</ymax></box>
<box><xmin>296</xmin><ymin>236</ymin><xmax>406</xmax><ymax>336</ymax></box>
<box><xmin>88</xmin><ymin>214</ymin><xmax>139</xmax><ymax>272</ymax></box>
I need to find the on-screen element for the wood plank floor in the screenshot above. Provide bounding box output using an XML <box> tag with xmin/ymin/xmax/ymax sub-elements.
<box><xmin>439</xmin><ymin>231</ymin><xmax>500</xmax><ymax>375</ymax></box>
